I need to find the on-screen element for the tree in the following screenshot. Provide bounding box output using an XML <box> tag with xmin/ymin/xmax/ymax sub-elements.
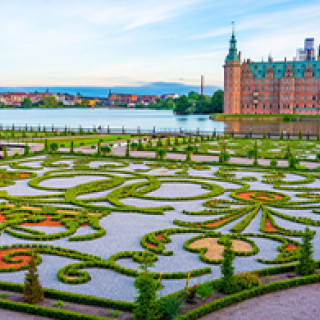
<box><xmin>156</xmin><ymin>136</ymin><xmax>163</xmax><ymax>147</ymax></box>
<box><xmin>70</xmin><ymin>141</ymin><xmax>74</xmax><ymax>153</ymax></box>
<box><xmin>125</xmin><ymin>140</ymin><xmax>130</xmax><ymax>157</ymax></box>
<box><xmin>211</xmin><ymin>90</ymin><xmax>224</xmax><ymax>113</ymax></box>
<box><xmin>2</xmin><ymin>146</ymin><xmax>8</xmax><ymax>159</ymax></box>
<box><xmin>96</xmin><ymin>141</ymin><xmax>101</xmax><ymax>156</ymax></box>
<box><xmin>220</xmin><ymin>237</ymin><xmax>236</xmax><ymax>294</ymax></box>
<box><xmin>270</xmin><ymin>159</ymin><xmax>278</xmax><ymax>168</ymax></box>
<box><xmin>44</xmin><ymin>139</ymin><xmax>48</xmax><ymax>152</ymax></box>
<box><xmin>22</xmin><ymin>97</ymin><xmax>33</xmax><ymax>108</ymax></box>
<box><xmin>288</xmin><ymin>154</ymin><xmax>299</xmax><ymax>169</ymax></box>
<box><xmin>39</xmin><ymin>96</ymin><xmax>58</xmax><ymax>108</ymax></box>
<box><xmin>138</xmin><ymin>138</ymin><xmax>143</xmax><ymax>151</ymax></box>
<box><xmin>218</xmin><ymin>141</ymin><xmax>230</xmax><ymax>164</ymax></box>
<box><xmin>23</xmin><ymin>256</ymin><xmax>44</xmax><ymax>304</ymax></box>
<box><xmin>134</xmin><ymin>251</ymin><xmax>160</xmax><ymax>320</ymax></box>
<box><xmin>101</xmin><ymin>145</ymin><xmax>111</xmax><ymax>154</ymax></box>
<box><xmin>296</xmin><ymin>227</ymin><xmax>316</xmax><ymax>276</ymax></box>
<box><xmin>186</xmin><ymin>151</ymin><xmax>192</xmax><ymax>162</ymax></box>
<box><xmin>24</xmin><ymin>143</ymin><xmax>30</xmax><ymax>155</ymax></box>
<box><xmin>156</xmin><ymin>148</ymin><xmax>167</xmax><ymax>160</ymax></box>
<box><xmin>253</xmin><ymin>140</ymin><xmax>258</xmax><ymax>166</ymax></box>
<box><xmin>49</xmin><ymin>142</ymin><xmax>59</xmax><ymax>153</ymax></box>
<box><xmin>174</xmin><ymin>96</ymin><xmax>192</xmax><ymax>115</ymax></box>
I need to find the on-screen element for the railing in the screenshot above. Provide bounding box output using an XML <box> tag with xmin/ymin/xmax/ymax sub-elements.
<box><xmin>0</xmin><ymin>123</ymin><xmax>316</xmax><ymax>142</ymax></box>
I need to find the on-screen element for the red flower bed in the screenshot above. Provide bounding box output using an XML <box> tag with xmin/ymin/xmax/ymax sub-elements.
<box><xmin>264</xmin><ymin>217</ymin><xmax>278</xmax><ymax>232</ymax></box>
<box><xmin>0</xmin><ymin>249</ymin><xmax>32</xmax><ymax>269</ymax></box>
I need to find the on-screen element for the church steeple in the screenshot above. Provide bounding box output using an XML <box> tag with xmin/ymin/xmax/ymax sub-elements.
<box><xmin>226</xmin><ymin>22</ymin><xmax>239</xmax><ymax>62</ymax></box>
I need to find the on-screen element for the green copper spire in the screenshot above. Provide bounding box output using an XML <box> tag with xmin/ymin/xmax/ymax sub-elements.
<box><xmin>226</xmin><ymin>22</ymin><xmax>239</xmax><ymax>62</ymax></box>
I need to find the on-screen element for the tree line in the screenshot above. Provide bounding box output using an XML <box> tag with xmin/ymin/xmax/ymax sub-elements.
<box><xmin>151</xmin><ymin>90</ymin><xmax>223</xmax><ymax>114</ymax></box>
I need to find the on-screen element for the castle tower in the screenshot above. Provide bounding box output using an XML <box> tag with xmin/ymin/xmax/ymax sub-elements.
<box><xmin>223</xmin><ymin>24</ymin><xmax>241</xmax><ymax>114</ymax></box>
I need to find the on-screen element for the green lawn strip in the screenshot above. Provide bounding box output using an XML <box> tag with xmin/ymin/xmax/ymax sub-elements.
<box><xmin>32</xmin><ymin>135</ymin><xmax>131</xmax><ymax>147</ymax></box>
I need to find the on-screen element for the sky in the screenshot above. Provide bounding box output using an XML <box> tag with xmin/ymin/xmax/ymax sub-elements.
<box><xmin>0</xmin><ymin>0</ymin><xmax>319</xmax><ymax>87</ymax></box>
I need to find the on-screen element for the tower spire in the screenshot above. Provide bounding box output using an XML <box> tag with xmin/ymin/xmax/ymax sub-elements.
<box><xmin>226</xmin><ymin>22</ymin><xmax>239</xmax><ymax>62</ymax></box>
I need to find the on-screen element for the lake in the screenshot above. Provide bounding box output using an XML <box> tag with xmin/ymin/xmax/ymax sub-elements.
<box><xmin>0</xmin><ymin>108</ymin><xmax>225</xmax><ymax>133</ymax></box>
<box><xmin>0</xmin><ymin>108</ymin><xmax>319</xmax><ymax>135</ymax></box>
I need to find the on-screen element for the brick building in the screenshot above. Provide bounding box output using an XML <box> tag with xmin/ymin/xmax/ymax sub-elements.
<box><xmin>224</xmin><ymin>30</ymin><xmax>320</xmax><ymax>115</ymax></box>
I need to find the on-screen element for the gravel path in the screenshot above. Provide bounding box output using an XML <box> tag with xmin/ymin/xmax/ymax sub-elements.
<box><xmin>200</xmin><ymin>283</ymin><xmax>320</xmax><ymax>320</ymax></box>
<box><xmin>0</xmin><ymin>309</ymin><xmax>50</xmax><ymax>320</ymax></box>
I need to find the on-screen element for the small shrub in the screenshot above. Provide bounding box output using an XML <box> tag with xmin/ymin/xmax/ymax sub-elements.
<box><xmin>197</xmin><ymin>282</ymin><xmax>214</xmax><ymax>298</ymax></box>
<box><xmin>296</xmin><ymin>227</ymin><xmax>316</xmax><ymax>276</ymax></box>
<box><xmin>233</xmin><ymin>272</ymin><xmax>261</xmax><ymax>291</ymax></box>
<box><xmin>53</xmin><ymin>300</ymin><xmax>65</xmax><ymax>309</ymax></box>
<box><xmin>270</xmin><ymin>159</ymin><xmax>278</xmax><ymax>168</ymax></box>
<box><xmin>160</xmin><ymin>295</ymin><xmax>184</xmax><ymax>319</ymax></box>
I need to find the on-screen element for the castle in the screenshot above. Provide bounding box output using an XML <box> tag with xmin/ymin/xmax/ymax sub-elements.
<box><xmin>224</xmin><ymin>29</ymin><xmax>320</xmax><ymax>115</ymax></box>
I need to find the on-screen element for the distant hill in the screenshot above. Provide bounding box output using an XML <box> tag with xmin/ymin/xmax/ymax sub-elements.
<box><xmin>0</xmin><ymin>82</ymin><xmax>221</xmax><ymax>98</ymax></box>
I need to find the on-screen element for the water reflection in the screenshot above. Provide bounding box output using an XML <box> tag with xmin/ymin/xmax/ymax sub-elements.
<box><xmin>224</xmin><ymin>119</ymin><xmax>320</xmax><ymax>135</ymax></box>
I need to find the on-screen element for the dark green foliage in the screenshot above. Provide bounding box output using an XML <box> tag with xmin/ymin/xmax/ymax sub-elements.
<box><xmin>138</xmin><ymin>138</ymin><xmax>143</xmax><ymax>151</ymax></box>
<box><xmin>270</xmin><ymin>159</ymin><xmax>278</xmax><ymax>168</ymax></box>
<box><xmin>288</xmin><ymin>154</ymin><xmax>299</xmax><ymax>169</ymax></box>
<box><xmin>166</xmin><ymin>135</ymin><xmax>171</xmax><ymax>147</ymax></box>
<box><xmin>134</xmin><ymin>267</ymin><xmax>160</xmax><ymax>319</ymax></box>
<box><xmin>23</xmin><ymin>257</ymin><xmax>44</xmax><ymax>304</ymax></box>
<box><xmin>296</xmin><ymin>227</ymin><xmax>316</xmax><ymax>276</ymax></box>
<box><xmin>174</xmin><ymin>135</ymin><xmax>179</xmax><ymax>146</ymax></box>
<box><xmin>156</xmin><ymin>148</ymin><xmax>167</xmax><ymax>160</ymax></box>
<box><xmin>157</xmin><ymin>136</ymin><xmax>163</xmax><ymax>147</ymax></box>
<box><xmin>196</xmin><ymin>282</ymin><xmax>214</xmax><ymax>299</ymax></box>
<box><xmin>21</xmin><ymin>97</ymin><xmax>33</xmax><ymax>108</ymax></box>
<box><xmin>50</xmin><ymin>143</ymin><xmax>59</xmax><ymax>153</ymax></box>
<box><xmin>44</xmin><ymin>139</ymin><xmax>48</xmax><ymax>151</ymax></box>
<box><xmin>3</xmin><ymin>146</ymin><xmax>8</xmax><ymax>159</ymax></box>
<box><xmin>24</xmin><ymin>144</ymin><xmax>30</xmax><ymax>155</ymax></box>
<box><xmin>125</xmin><ymin>140</ymin><xmax>130</xmax><ymax>157</ymax></box>
<box><xmin>253</xmin><ymin>140</ymin><xmax>258</xmax><ymax>166</ymax></box>
<box><xmin>160</xmin><ymin>295</ymin><xmax>184</xmax><ymax>319</ymax></box>
<box><xmin>233</xmin><ymin>272</ymin><xmax>261</xmax><ymax>291</ymax></box>
<box><xmin>101</xmin><ymin>145</ymin><xmax>111</xmax><ymax>154</ymax></box>
<box><xmin>70</xmin><ymin>141</ymin><xmax>74</xmax><ymax>153</ymax></box>
<box><xmin>219</xmin><ymin>237</ymin><xmax>235</xmax><ymax>294</ymax></box>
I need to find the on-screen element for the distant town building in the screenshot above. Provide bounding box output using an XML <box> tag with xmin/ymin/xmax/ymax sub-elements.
<box><xmin>108</xmin><ymin>91</ymin><xmax>159</xmax><ymax>106</ymax></box>
<box><xmin>224</xmin><ymin>28</ymin><xmax>320</xmax><ymax>115</ymax></box>
<box><xmin>0</xmin><ymin>90</ymin><xmax>53</xmax><ymax>106</ymax></box>
<box><xmin>160</xmin><ymin>93</ymin><xmax>179</xmax><ymax>100</ymax></box>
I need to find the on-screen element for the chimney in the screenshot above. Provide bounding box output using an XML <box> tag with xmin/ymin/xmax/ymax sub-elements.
<box><xmin>284</xmin><ymin>57</ymin><xmax>287</xmax><ymax>62</ymax></box>
<box><xmin>201</xmin><ymin>75</ymin><xmax>204</xmax><ymax>95</ymax></box>
<box><xmin>238</xmin><ymin>51</ymin><xmax>242</xmax><ymax>62</ymax></box>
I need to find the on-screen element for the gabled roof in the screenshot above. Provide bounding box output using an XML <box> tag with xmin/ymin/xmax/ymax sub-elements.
<box><xmin>247</xmin><ymin>60</ymin><xmax>320</xmax><ymax>79</ymax></box>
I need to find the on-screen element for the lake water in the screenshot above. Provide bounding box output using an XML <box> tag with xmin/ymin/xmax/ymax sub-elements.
<box><xmin>0</xmin><ymin>108</ymin><xmax>319</xmax><ymax>135</ymax></box>
<box><xmin>0</xmin><ymin>108</ymin><xmax>225</xmax><ymax>132</ymax></box>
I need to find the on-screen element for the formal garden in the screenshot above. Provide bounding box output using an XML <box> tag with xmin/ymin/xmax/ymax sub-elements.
<box><xmin>0</xmin><ymin>131</ymin><xmax>320</xmax><ymax>319</ymax></box>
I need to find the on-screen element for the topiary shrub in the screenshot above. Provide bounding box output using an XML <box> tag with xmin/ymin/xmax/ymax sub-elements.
<box><xmin>296</xmin><ymin>227</ymin><xmax>316</xmax><ymax>276</ymax></box>
<box><xmin>270</xmin><ymin>159</ymin><xmax>278</xmax><ymax>168</ymax></box>
<box><xmin>23</xmin><ymin>256</ymin><xmax>44</xmax><ymax>304</ymax></box>
<box><xmin>134</xmin><ymin>252</ymin><xmax>161</xmax><ymax>320</ymax></box>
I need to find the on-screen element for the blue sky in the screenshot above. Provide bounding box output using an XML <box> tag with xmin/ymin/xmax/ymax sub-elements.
<box><xmin>0</xmin><ymin>0</ymin><xmax>318</xmax><ymax>87</ymax></box>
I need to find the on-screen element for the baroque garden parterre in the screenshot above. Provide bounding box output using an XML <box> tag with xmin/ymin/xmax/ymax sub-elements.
<box><xmin>1</xmin><ymin>135</ymin><xmax>320</xmax><ymax>318</ymax></box>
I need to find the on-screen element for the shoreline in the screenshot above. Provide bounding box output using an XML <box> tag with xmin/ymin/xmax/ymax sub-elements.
<box><xmin>211</xmin><ymin>113</ymin><xmax>320</xmax><ymax>122</ymax></box>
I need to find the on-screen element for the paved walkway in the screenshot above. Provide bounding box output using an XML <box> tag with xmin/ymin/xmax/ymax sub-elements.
<box><xmin>200</xmin><ymin>283</ymin><xmax>320</xmax><ymax>320</ymax></box>
<box><xmin>0</xmin><ymin>309</ymin><xmax>50</xmax><ymax>320</ymax></box>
